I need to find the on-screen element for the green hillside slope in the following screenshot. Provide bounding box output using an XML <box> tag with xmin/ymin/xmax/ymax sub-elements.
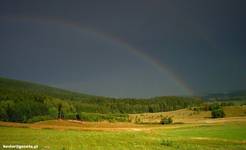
<box><xmin>0</xmin><ymin>77</ymin><xmax>94</xmax><ymax>100</ymax></box>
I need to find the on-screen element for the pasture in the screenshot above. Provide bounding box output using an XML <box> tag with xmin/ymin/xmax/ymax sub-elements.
<box><xmin>1</xmin><ymin>117</ymin><xmax>246</xmax><ymax>150</ymax></box>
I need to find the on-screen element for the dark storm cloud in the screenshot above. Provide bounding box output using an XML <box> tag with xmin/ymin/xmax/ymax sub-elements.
<box><xmin>0</xmin><ymin>0</ymin><xmax>245</xmax><ymax>97</ymax></box>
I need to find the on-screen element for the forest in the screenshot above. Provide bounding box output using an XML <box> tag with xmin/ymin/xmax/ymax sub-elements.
<box><xmin>0</xmin><ymin>77</ymin><xmax>203</xmax><ymax>122</ymax></box>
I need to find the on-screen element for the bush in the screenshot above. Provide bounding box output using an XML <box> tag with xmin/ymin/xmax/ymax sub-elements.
<box><xmin>211</xmin><ymin>108</ymin><xmax>225</xmax><ymax>118</ymax></box>
<box><xmin>160</xmin><ymin>117</ymin><xmax>173</xmax><ymax>125</ymax></box>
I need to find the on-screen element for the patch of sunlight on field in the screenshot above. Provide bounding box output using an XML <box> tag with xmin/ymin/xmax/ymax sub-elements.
<box><xmin>129</xmin><ymin>108</ymin><xmax>211</xmax><ymax>123</ymax></box>
<box><xmin>129</xmin><ymin>106</ymin><xmax>246</xmax><ymax>124</ymax></box>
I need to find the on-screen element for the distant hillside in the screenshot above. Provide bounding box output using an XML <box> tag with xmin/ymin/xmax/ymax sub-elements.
<box><xmin>203</xmin><ymin>91</ymin><xmax>246</xmax><ymax>101</ymax></box>
<box><xmin>0</xmin><ymin>77</ymin><xmax>94</xmax><ymax>101</ymax></box>
<box><xmin>0</xmin><ymin>77</ymin><xmax>202</xmax><ymax>123</ymax></box>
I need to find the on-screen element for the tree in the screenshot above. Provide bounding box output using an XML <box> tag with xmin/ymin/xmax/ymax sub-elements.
<box><xmin>148</xmin><ymin>106</ymin><xmax>154</xmax><ymax>113</ymax></box>
<box><xmin>76</xmin><ymin>113</ymin><xmax>81</xmax><ymax>120</ymax></box>
<box><xmin>211</xmin><ymin>108</ymin><xmax>225</xmax><ymax>118</ymax></box>
<box><xmin>57</xmin><ymin>103</ymin><xmax>63</xmax><ymax>119</ymax></box>
<box><xmin>160</xmin><ymin>116</ymin><xmax>173</xmax><ymax>125</ymax></box>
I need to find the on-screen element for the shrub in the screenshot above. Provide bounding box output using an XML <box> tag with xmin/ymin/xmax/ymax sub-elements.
<box><xmin>134</xmin><ymin>116</ymin><xmax>142</xmax><ymax>124</ymax></box>
<box><xmin>211</xmin><ymin>108</ymin><xmax>225</xmax><ymax>118</ymax></box>
<box><xmin>160</xmin><ymin>117</ymin><xmax>173</xmax><ymax>125</ymax></box>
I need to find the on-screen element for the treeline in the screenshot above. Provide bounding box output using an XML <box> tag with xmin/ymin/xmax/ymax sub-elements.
<box><xmin>73</xmin><ymin>96</ymin><xmax>202</xmax><ymax>113</ymax></box>
<box><xmin>0</xmin><ymin>94</ymin><xmax>202</xmax><ymax>122</ymax></box>
<box><xmin>0</xmin><ymin>77</ymin><xmax>203</xmax><ymax>122</ymax></box>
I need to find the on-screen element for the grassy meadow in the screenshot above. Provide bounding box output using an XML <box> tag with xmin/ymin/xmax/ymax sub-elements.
<box><xmin>1</xmin><ymin>106</ymin><xmax>246</xmax><ymax>150</ymax></box>
<box><xmin>0</xmin><ymin>120</ymin><xmax>246</xmax><ymax>150</ymax></box>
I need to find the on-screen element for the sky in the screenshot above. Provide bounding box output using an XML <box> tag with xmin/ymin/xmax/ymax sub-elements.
<box><xmin>0</xmin><ymin>0</ymin><xmax>245</xmax><ymax>98</ymax></box>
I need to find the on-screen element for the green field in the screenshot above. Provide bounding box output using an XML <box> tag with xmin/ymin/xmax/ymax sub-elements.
<box><xmin>1</xmin><ymin>121</ymin><xmax>246</xmax><ymax>150</ymax></box>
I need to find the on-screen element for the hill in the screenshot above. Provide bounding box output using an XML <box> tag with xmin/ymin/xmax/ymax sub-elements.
<box><xmin>0</xmin><ymin>77</ymin><xmax>202</xmax><ymax>123</ymax></box>
<box><xmin>0</xmin><ymin>77</ymin><xmax>94</xmax><ymax>100</ymax></box>
<box><xmin>203</xmin><ymin>90</ymin><xmax>246</xmax><ymax>101</ymax></box>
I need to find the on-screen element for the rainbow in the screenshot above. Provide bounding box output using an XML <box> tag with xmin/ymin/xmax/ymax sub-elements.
<box><xmin>0</xmin><ymin>15</ymin><xmax>194</xmax><ymax>95</ymax></box>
